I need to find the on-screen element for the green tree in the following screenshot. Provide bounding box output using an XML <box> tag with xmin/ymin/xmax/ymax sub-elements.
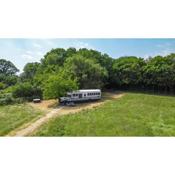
<box><xmin>21</xmin><ymin>62</ymin><xmax>40</xmax><ymax>82</ymax></box>
<box><xmin>63</xmin><ymin>55</ymin><xmax>108</xmax><ymax>89</ymax></box>
<box><xmin>112</xmin><ymin>56</ymin><xmax>145</xmax><ymax>88</ymax></box>
<box><xmin>43</xmin><ymin>72</ymin><xmax>78</xmax><ymax>99</ymax></box>
<box><xmin>0</xmin><ymin>59</ymin><xmax>19</xmax><ymax>86</ymax></box>
<box><xmin>143</xmin><ymin>55</ymin><xmax>175</xmax><ymax>93</ymax></box>
<box><xmin>77</xmin><ymin>48</ymin><xmax>113</xmax><ymax>72</ymax></box>
<box><xmin>77</xmin><ymin>48</ymin><xmax>113</xmax><ymax>87</ymax></box>
<box><xmin>0</xmin><ymin>59</ymin><xmax>19</xmax><ymax>75</ymax></box>
<box><xmin>41</xmin><ymin>48</ymin><xmax>67</xmax><ymax>68</ymax></box>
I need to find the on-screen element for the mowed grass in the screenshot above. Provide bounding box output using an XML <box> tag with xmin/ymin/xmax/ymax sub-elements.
<box><xmin>0</xmin><ymin>104</ymin><xmax>43</xmax><ymax>136</ymax></box>
<box><xmin>35</xmin><ymin>93</ymin><xmax>175</xmax><ymax>136</ymax></box>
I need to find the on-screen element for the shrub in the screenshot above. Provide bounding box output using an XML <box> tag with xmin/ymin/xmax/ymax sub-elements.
<box><xmin>12</xmin><ymin>83</ymin><xmax>42</xmax><ymax>101</ymax></box>
<box><xmin>0</xmin><ymin>93</ymin><xmax>14</xmax><ymax>105</ymax></box>
<box><xmin>0</xmin><ymin>82</ymin><xmax>5</xmax><ymax>90</ymax></box>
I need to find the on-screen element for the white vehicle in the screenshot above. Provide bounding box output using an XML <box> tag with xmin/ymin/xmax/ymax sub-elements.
<box><xmin>59</xmin><ymin>89</ymin><xmax>101</xmax><ymax>104</ymax></box>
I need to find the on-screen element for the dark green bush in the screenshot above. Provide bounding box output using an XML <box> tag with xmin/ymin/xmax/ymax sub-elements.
<box><xmin>0</xmin><ymin>93</ymin><xmax>14</xmax><ymax>105</ymax></box>
<box><xmin>12</xmin><ymin>83</ymin><xmax>42</xmax><ymax>101</ymax></box>
<box><xmin>0</xmin><ymin>82</ymin><xmax>5</xmax><ymax>90</ymax></box>
<box><xmin>0</xmin><ymin>92</ymin><xmax>25</xmax><ymax>106</ymax></box>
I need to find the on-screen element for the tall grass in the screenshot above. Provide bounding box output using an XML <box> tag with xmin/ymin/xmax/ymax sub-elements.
<box><xmin>35</xmin><ymin>93</ymin><xmax>175</xmax><ymax>136</ymax></box>
<box><xmin>0</xmin><ymin>104</ymin><xmax>43</xmax><ymax>136</ymax></box>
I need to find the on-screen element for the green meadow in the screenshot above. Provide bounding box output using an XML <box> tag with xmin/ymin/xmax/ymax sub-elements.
<box><xmin>35</xmin><ymin>93</ymin><xmax>175</xmax><ymax>136</ymax></box>
<box><xmin>0</xmin><ymin>104</ymin><xmax>43</xmax><ymax>136</ymax></box>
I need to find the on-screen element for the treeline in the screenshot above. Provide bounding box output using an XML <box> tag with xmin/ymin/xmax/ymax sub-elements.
<box><xmin>1</xmin><ymin>47</ymin><xmax>175</xmax><ymax>104</ymax></box>
<box><xmin>112</xmin><ymin>54</ymin><xmax>175</xmax><ymax>93</ymax></box>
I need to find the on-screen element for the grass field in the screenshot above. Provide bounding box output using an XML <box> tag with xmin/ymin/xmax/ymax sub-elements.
<box><xmin>34</xmin><ymin>92</ymin><xmax>175</xmax><ymax>136</ymax></box>
<box><xmin>0</xmin><ymin>104</ymin><xmax>43</xmax><ymax>136</ymax></box>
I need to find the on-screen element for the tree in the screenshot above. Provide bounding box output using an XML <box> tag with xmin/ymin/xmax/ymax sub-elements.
<box><xmin>36</xmin><ymin>48</ymin><xmax>70</xmax><ymax>80</ymax></box>
<box><xmin>0</xmin><ymin>59</ymin><xmax>19</xmax><ymax>75</ymax></box>
<box><xmin>112</xmin><ymin>56</ymin><xmax>145</xmax><ymax>89</ymax></box>
<box><xmin>66</xmin><ymin>47</ymin><xmax>77</xmax><ymax>57</ymax></box>
<box><xmin>76</xmin><ymin>48</ymin><xmax>113</xmax><ymax>87</ymax></box>
<box><xmin>77</xmin><ymin>48</ymin><xmax>113</xmax><ymax>72</ymax></box>
<box><xmin>21</xmin><ymin>62</ymin><xmax>40</xmax><ymax>82</ymax></box>
<box><xmin>63</xmin><ymin>55</ymin><xmax>108</xmax><ymax>89</ymax></box>
<box><xmin>0</xmin><ymin>59</ymin><xmax>19</xmax><ymax>86</ymax></box>
<box><xmin>143</xmin><ymin>55</ymin><xmax>175</xmax><ymax>93</ymax></box>
<box><xmin>41</xmin><ymin>48</ymin><xmax>67</xmax><ymax>68</ymax></box>
<box><xmin>43</xmin><ymin>71</ymin><xmax>78</xmax><ymax>99</ymax></box>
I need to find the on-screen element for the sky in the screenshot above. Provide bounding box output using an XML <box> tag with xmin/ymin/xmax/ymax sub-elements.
<box><xmin>0</xmin><ymin>38</ymin><xmax>175</xmax><ymax>72</ymax></box>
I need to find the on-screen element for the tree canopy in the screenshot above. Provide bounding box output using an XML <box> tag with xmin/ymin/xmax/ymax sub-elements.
<box><xmin>63</xmin><ymin>55</ymin><xmax>108</xmax><ymax>89</ymax></box>
<box><xmin>0</xmin><ymin>59</ymin><xmax>19</xmax><ymax>87</ymax></box>
<box><xmin>2</xmin><ymin>47</ymin><xmax>175</xmax><ymax>102</ymax></box>
<box><xmin>0</xmin><ymin>59</ymin><xmax>19</xmax><ymax>75</ymax></box>
<box><xmin>112</xmin><ymin>56</ymin><xmax>145</xmax><ymax>88</ymax></box>
<box><xmin>43</xmin><ymin>71</ymin><xmax>78</xmax><ymax>99</ymax></box>
<box><xmin>21</xmin><ymin>62</ymin><xmax>40</xmax><ymax>82</ymax></box>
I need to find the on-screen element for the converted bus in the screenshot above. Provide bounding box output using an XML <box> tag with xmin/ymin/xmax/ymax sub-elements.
<box><xmin>59</xmin><ymin>89</ymin><xmax>101</xmax><ymax>105</ymax></box>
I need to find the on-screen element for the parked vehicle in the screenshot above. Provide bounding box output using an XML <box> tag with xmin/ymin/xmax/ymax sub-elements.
<box><xmin>33</xmin><ymin>98</ymin><xmax>41</xmax><ymax>103</ymax></box>
<box><xmin>59</xmin><ymin>89</ymin><xmax>101</xmax><ymax>105</ymax></box>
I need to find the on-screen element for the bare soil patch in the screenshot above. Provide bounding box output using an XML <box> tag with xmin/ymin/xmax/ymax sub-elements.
<box><xmin>28</xmin><ymin>99</ymin><xmax>58</xmax><ymax>112</ymax></box>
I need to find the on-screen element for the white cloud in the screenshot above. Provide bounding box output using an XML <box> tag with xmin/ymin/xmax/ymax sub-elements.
<box><xmin>144</xmin><ymin>42</ymin><xmax>175</xmax><ymax>58</ymax></box>
<box><xmin>36</xmin><ymin>51</ymin><xmax>44</xmax><ymax>56</ymax></box>
<box><xmin>72</xmin><ymin>41</ymin><xmax>95</xmax><ymax>50</ymax></box>
<box><xmin>21</xmin><ymin>54</ymin><xmax>35</xmax><ymax>61</ymax></box>
<box><xmin>33</xmin><ymin>43</ymin><xmax>42</xmax><ymax>49</ymax></box>
<box><xmin>143</xmin><ymin>54</ymin><xmax>150</xmax><ymax>59</ymax></box>
<box><xmin>144</xmin><ymin>48</ymin><xmax>175</xmax><ymax>59</ymax></box>
<box><xmin>26</xmin><ymin>50</ymin><xmax>32</xmax><ymax>54</ymax></box>
<box><xmin>156</xmin><ymin>42</ymin><xmax>172</xmax><ymax>48</ymax></box>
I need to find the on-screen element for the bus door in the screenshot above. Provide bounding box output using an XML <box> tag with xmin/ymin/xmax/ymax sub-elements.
<box><xmin>79</xmin><ymin>93</ymin><xmax>82</xmax><ymax>98</ymax></box>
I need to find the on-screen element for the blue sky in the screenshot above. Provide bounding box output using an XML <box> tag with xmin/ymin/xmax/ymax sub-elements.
<box><xmin>0</xmin><ymin>38</ymin><xmax>175</xmax><ymax>72</ymax></box>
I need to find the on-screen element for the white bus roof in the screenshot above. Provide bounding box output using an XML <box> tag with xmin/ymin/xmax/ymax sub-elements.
<box><xmin>70</xmin><ymin>89</ymin><xmax>101</xmax><ymax>93</ymax></box>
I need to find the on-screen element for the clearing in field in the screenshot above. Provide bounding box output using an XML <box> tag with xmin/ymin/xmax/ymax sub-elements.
<box><xmin>34</xmin><ymin>92</ymin><xmax>175</xmax><ymax>136</ymax></box>
<box><xmin>8</xmin><ymin>92</ymin><xmax>123</xmax><ymax>136</ymax></box>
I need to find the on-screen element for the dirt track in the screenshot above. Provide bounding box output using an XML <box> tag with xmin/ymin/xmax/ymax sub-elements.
<box><xmin>7</xmin><ymin>92</ymin><xmax>124</xmax><ymax>136</ymax></box>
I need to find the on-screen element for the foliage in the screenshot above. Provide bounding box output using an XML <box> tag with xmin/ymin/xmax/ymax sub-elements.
<box><xmin>21</xmin><ymin>62</ymin><xmax>40</xmax><ymax>82</ymax></box>
<box><xmin>0</xmin><ymin>92</ymin><xmax>24</xmax><ymax>105</ymax></box>
<box><xmin>0</xmin><ymin>59</ymin><xmax>19</xmax><ymax>87</ymax></box>
<box><xmin>0</xmin><ymin>93</ymin><xmax>13</xmax><ymax>105</ymax></box>
<box><xmin>0</xmin><ymin>59</ymin><xmax>19</xmax><ymax>75</ymax></box>
<box><xmin>40</xmin><ymin>48</ymin><xmax>68</xmax><ymax>71</ymax></box>
<box><xmin>35</xmin><ymin>48</ymin><xmax>113</xmax><ymax>88</ymax></box>
<box><xmin>76</xmin><ymin>48</ymin><xmax>113</xmax><ymax>86</ymax></box>
<box><xmin>142</xmin><ymin>55</ymin><xmax>175</xmax><ymax>92</ymax></box>
<box><xmin>64</xmin><ymin>55</ymin><xmax>108</xmax><ymax>89</ymax></box>
<box><xmin>12</xmin><ymin>82</ymin><xmax>42</xmax><ymax>101</ymax></box>
<box><xmin>0</xmin><ymin>82</ymin><xmax>5</xmax><ymax>90</ymax></box>
<box><xmin>43</xmin><ymin>71</ymin><xmax>78</xmax><ymax>99</ymax></box>
<box><xmin>112</xmin><ymin>56</ymin><xmax>145</xmax><ymax>87</ymax></box>
<box><xmin>3</xmin><ymin>48</ymin><xmax>175</xmax><ymax>99</ymax></box>
<box><xmin>35</xmin><ymin>93</ymin><xmax>175</xmax><ymax>136</ymax></box>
